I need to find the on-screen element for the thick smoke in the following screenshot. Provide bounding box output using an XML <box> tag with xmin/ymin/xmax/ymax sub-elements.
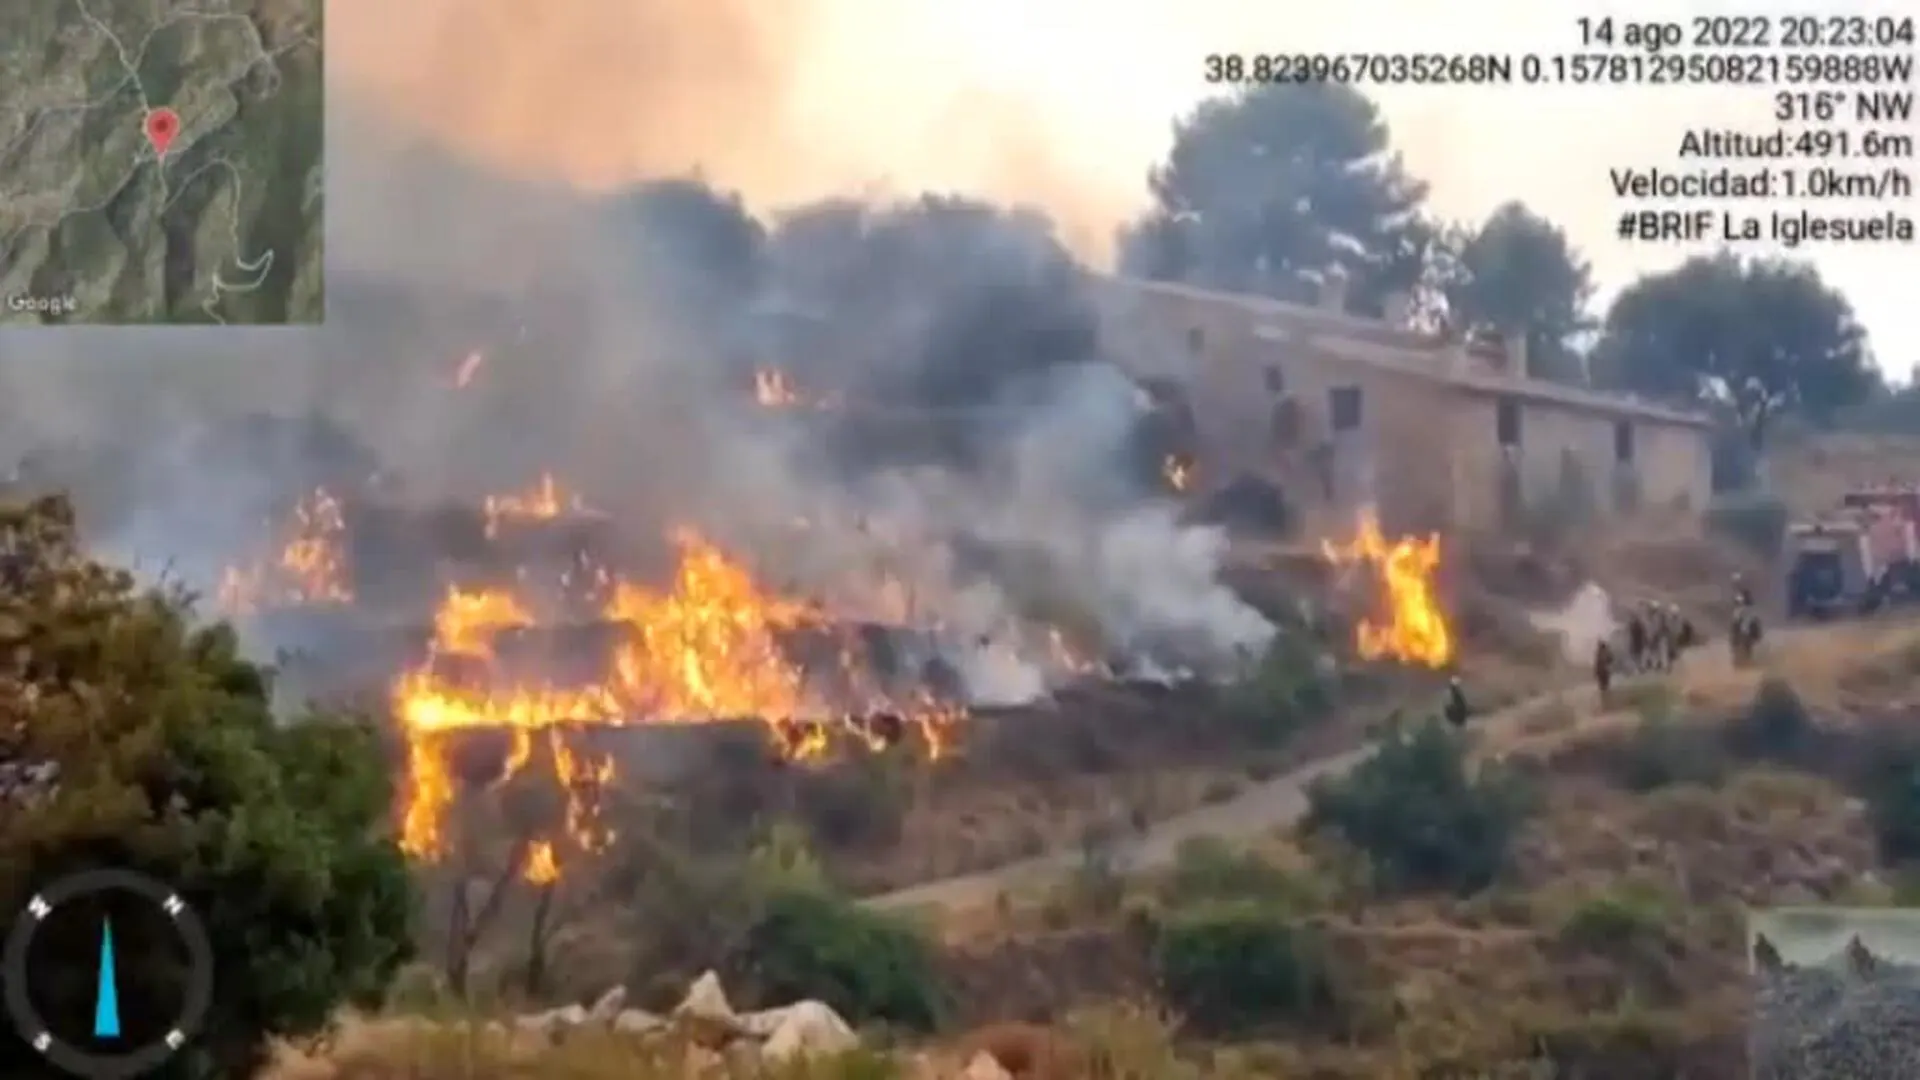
<box><xmin>0</xmin><ymin>89</ymin><xmax>1272</xmax><ymax>703</ymax></box>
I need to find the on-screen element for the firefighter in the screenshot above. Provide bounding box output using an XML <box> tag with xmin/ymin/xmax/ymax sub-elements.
<box><xmin>1731</xmin><ymin>605</ymin><xmax>1762</xmax><ymax>667</ymax></box>
<box><xmin>1663</xmin><ymin>603</ymin><xmax>1685</xmax><ymax>667</ymax></box>
<box><xmin>1594</xmin><ymin>637</ymin><xmax>1616</xmax><ymax>705</ymax></box>
<box><xmin>1732</xmin><ymin>571</ymin><xmax>1754</xmax><ymax>609</ymax></box>
<box><xmin>1443</xmin><ymin>676</ymin><xmax>1471</xmax><ymax>728</ymax></box>
<box><xmin>1625</xmin><ymin>607</ymin><xmax>1647</xmax><ymax>672</ymax></box>
<box><xmin>1645</xmin><ymin>601</ymin><xmax>1670</xmax><ymax>672</ymax></box>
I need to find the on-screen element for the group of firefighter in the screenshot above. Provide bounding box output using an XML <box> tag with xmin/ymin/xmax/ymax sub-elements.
<box><xmin>1591</xmin><ymin>572</ymin><xmax>1766</xmax><ymax>703</ymax></box>
<box><xmin>1443</xmin><ymin>572</ymin><xmax>1767</xmax><ymax>728</ymax></box>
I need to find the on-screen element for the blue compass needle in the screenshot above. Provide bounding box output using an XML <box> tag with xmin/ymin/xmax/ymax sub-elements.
<box><xmin>93</xmin><ymin>919</ymin><xmax>121</xmax><ymax>1039</ymax></box>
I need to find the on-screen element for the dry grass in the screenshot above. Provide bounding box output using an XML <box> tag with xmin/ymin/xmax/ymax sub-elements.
<box><xmin>1474</xmin><ymin>617</ymin><xmax>1920</xmax><ymax>765</ymax></box>
<box><xmin>262</xmin><ymin>1018</ymin><xmax>894</xmax><ymax>1079</ymax></box>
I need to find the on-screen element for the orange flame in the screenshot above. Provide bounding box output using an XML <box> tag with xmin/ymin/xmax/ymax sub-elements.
<box><xmin>218</xmin><ymin>487</ymin><xmax>352</xmax><ymax>613</ymax></box>
<box><xmin>1320</xmin><ymin>508</ymin><xmax>1452</xmax><ymax>668</ymax></box>
<box><xmin>752</xmin><ymin>368</ymin><xmax>842</xmax><ymax>410</ymax></box>
<box><xmin>755</xmin><ymin>368</ymin><xmax>801</xmax><ymax>407</ymax></box>
<box><xmin>392</xmin><ymin>523</ymin><xmax>963</xmax><ymax>878</ymax></box>
<box><xmin>453</xmin><ymin>350</ymin><xmax>484</xmax><ymax>388</ymax></box>
<box><xmin>482</xmin><ymin>473</ymin><xmax>582</xmax><ymax>538</ymax></box>
<box><xmin>1163</xmin><ymin>454</ymin><xmax>1193</xmax><ymax>492</ymax></box>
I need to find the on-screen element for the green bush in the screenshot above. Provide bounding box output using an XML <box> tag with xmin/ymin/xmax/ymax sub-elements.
<box><xmin>1152</xmin><ymin>901</ymin><xmax>1341</xmax><ymax>1035</ymax></box>
<box><xmin>736</xmin><ymin>884</ymin><xmax>946</xmax><ymax>1031</ymax></box>
<box><xmin>1161</xmin><ymin>837</ymin><xmax>1321</xmax><ymax>911</ymax></box>
<box><xmin>1705</xmin><ymin>493</ymin><xmax>1789</xmax><ymax>556</ymax></box>
<box><xmin>0</xmin><ymin>496</ymin><xmax>414</xmax><ymax>1079</ymax></box>
<box><xmin>1611</xmin><ymin>713</ymin><xmax>1728</xmax><ymax>792</ymax></box>
<box><xmin>1221</xmin><ymin>635</ymin><xmax>1335</xmax><ymax>747</ymax></box>
<box><xmin>1855</xmin><ymin>731</ymin><xmax>1920</xmax><ymax>864</ymax></box>
<box><xmin>1303</xmin><ymin>718</ymin><xmax>1533</xmax><ymax>895</ymax></box>
<box><xmin>1724</xmin><ymin>677</ymin><xmax>1815</xmax><ymax>760</ymax></box>
<box><xmin>1556</xmin><ymin>886</ymin><xmax>1673</xmax><ymax>953</ymax></box>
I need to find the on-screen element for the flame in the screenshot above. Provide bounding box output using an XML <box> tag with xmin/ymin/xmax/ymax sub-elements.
<box><xmin>602</xmin><ymin>528</ymin><xmax>815</xmax><ymax>722</ymax></box>
<box><xmin>483</xmin><ymin>473</ymin><xmax>582</xmax><ymax>538</ymax></box>
<box><xmin>218</xmin><ymin>487</ymin><xmax>352</xmax><ymax>613</ymax></box>
<box><xmin>752</xmin><ymin>368</ymin><xmax>842</xmax><ymax>410</ymax></box>
<box><xmin>755</xmin><ymin>368</ymin><xmax>801</xmax><ymax>407</ymax></box>
<box><xmin>392</xmin><ymin>524</ymin><xmax>963</xmax><ymax>877</ymax></box>
<box><xmin>524</xmin><ymin>840</ymin><xmax>558</xmax><ymax>884</ymax></box>
<box><xmin>453</xmin><ymin>350</ymin><xmax>484</xmax><ymax>388</ymax></box>
<box><xmin>433</xmin><ymin>585</ymin><xmax>533</xmax><ymax>656</ymax></box>
<box><xmin>1320</xmin><ymin>508</ymin><xmax>1452</xmax><ymax>668</ymax></box>
<box><xmin>1163</xmin><ymin>454</ymin><xmax>1193</xmax><ymax>492</ymax></box>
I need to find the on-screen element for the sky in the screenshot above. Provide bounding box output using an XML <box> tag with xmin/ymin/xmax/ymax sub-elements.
<box><xmin>332</xmin><ymin>0</ymin><xmax>1915</xmax><ymax>374</ymax></box>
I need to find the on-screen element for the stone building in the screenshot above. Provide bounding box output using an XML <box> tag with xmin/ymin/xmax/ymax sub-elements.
<box><xmin>1093</xmin><ymin>274</ymin><xmax>1714</xmax><ymax>535</ymax></box>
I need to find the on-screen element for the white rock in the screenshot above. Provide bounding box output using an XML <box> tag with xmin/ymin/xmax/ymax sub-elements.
<box><xmin>613</xmin><ymin>1008</ymin><xmax>665</xmax><ymax>1035</ymax></box>
<box><xmin>586</xmin><ymin>985</ymin><xmax>627</xmax><ymax>1023</ymax></box>
<box><xmin>674</xmin><ymin>970</ymin><xmax>736</xmax><ymax>1021</ymax></box>
<box><xmin>512</xmin><ymin>1003</ymin><xmax>585</xmax><ymax>1036</ymax></box>
<box><xmin>760</xmin><ymin>1000</ymin><xmax>857</xmax><ymax>1061</ymax></box>
<box><xmin>738</xmin><ymin>1003</ymin><xmax>794</xmax><ymax>1038</ymax></box>
<box><xmin>960</xmin><ymin>1050</ymin><xmax>1015</xmax><ymax>1080</ymax></box>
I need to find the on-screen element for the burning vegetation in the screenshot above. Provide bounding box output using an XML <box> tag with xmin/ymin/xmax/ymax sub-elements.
<box><xmin>1162</xmin><ymin>454</ymin><xmax>1194</xmax><ymax>493</ymax></box>
<box><xmin>1321</xmin><ymin>508</ymin><xmax>1454</xmax><ymax>669</ymax></box>
<box><xmin>201</xmin><ymin>460</ymin><xmax>1451</xmax><ymax>886</ymax></box>
<box><xmin>217</xmin><ymin>472</ymin><xmax>978</xmax><ymax>883</ymax></box>
<box><xmin>216</xmin><ymin>487</ymin><xmax>353</xmax><ymax>613</ymax></box>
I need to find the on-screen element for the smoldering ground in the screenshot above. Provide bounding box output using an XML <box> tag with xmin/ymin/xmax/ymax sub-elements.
<box><xmin>0</xmin><ymin>94</ymin><xmax>1273</xmax><ymax>702</ymax></box>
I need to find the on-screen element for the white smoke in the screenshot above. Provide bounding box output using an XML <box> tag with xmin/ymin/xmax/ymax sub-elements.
<box><xmin>1528</xmin><ymin>581</ymin><xmax>1617</xmax><ymax>664</ymax></box>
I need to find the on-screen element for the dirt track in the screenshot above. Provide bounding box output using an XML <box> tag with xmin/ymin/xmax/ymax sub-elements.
<box><xmin>863</xmin><ymin>620</ymin><xmax>1855</xmax><ymax>915</ymax></box>
<box><xmin>863</xmin><ymin>740</ymin><xmax>1375</xmax><ymax>912</ymax></box>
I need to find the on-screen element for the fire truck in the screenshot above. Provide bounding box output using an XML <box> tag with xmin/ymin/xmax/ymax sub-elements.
<box><xmin>1784</xmin><ymin>486</ymin><xmax>1920</xmax><ymax>618</ymax></box>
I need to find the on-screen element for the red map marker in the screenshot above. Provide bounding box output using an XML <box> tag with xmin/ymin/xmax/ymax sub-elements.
<box><xmin>143</xmin><ymin>107</ymin><xmax>179</xmax><ymax>157</ymax></box>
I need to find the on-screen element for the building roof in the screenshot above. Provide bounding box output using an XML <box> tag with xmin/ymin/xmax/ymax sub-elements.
<box><xmin>1098</xmin><ymin>277</ymin><xmax>1715</xmax><ymax>430</ymax></box>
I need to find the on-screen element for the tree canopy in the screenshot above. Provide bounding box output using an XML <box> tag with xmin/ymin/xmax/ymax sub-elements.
<box><xmin>1119</xmin><ymin>85</ymin><xmax>1432</xmax><ymax>315</ymax></box>
<box><xmin>0</xmin><ymin>495</ymin><xmax>413</xmax><ymax>1079</ymax></box>
<box><xmin>1442</xmin><ymin>201</ymin><xmax>1596</xmax><ymax>384</ymax></box>
<box><xmin>1594</xmin><ymin>253</ymin><xmax>1879</xmax><ymax>448</ymax></box>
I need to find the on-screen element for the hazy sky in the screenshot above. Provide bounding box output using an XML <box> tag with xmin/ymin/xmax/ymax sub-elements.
<box><xmin>333</xmin><ymin>0</ymin><xmax>1915</xmax><ymax>374</ymax></box>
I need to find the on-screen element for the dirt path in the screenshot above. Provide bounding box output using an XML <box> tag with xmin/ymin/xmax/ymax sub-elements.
<box><xmin>863</xmin><ymin>620</ymin><xmax>1862</xmax><ymax>915</ymax></box>
<box><xmin>862</xmin><ymin>681</ymin><xmax>1573</xmax><ymax>914</ymax></box>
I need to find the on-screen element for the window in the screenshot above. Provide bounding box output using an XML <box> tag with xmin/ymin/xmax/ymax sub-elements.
<box><xmin>1186</xmin><ymin>327</ymin><xmax>1204</xmax><ymax>354</ymax></box>
<box><xmin>1496</xmin><ymin>398</ymin><xmax>1521</xmax><ymax>446</ymax></box>
<box><xmin>1614</xmin><ymin>420</ymin><xmax>1635</xmax><ymax>462</ymax></box>
<box><xmin>1329</xmin><ymin>386</ymin><xmax>1362</xmax><ymax>432</ymax></box>
<box><xmin>1263</xmin><ymin>364</ymin><xmax>1285</xmax><ymax>394</ymax></box>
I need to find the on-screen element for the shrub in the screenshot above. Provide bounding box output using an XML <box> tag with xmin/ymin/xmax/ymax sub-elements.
<box><xmin>1855</xmin><ymin>731</ymin><xmax>1920</xmax><ymax>864</ymax></box>
<box><xmin>1222</xmin><ymin>635</ymin><xmax>1334</xmax><ymax>747</ymax></box>
<box><xmin>1160</xmin><ymin>837</ymin><xmax>1321</xmax><ymax>911</ymax></box>
<box><xmin>1724</xmin><ymin>677</ymin><xmax>1815</xmax><ymax>760</ymax></box>
<box><xmin>0</xmin><ymin>496</ymin><xmax>414</xmax><ymax>1078</ymax></box>
<box><xmin>736</xmin><ymin>884</ymin><xmax>946</xmax><ymax>1031</ymax></box>
<box><xmin>1611</xmin><ymin>713</ymin><xmax>1728</xmax><ymax>792</ymax></box>
<box><xmin>1705</xmin><ymin>492</ymin><xmax>1788</xmax><ymax>556</ymax></box>
<box><xmin>1302</xmin><ymin>718</ymin><xmax>1533</xmax><ymax>895</ymax></box>
<box><xmin>1556</xmin><ymin>885</ymin><xmax>1674</xmax><ymax>953</ymax></box>
<box><xmin>792</xmin><ymin>753</ymin><xmax>910</xmax><ymax>852</ymax></box>
<box><xmin>1152</xmin><ymin>902</ymin><xmax>1342</xmax><ymax>1036</ymax></box>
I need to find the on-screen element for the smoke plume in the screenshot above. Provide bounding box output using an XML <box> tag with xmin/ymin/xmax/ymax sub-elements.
<box><xmin>0</xmin><ymin>34</ymin><xmax>1274</xmax><ymax>706</ymax></box>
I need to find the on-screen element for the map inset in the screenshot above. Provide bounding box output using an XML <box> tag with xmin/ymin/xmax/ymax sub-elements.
<box><xmin>0</xmin><ymin>0</ymin><xmax>323</xmax><ymax>325</ymax></box>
